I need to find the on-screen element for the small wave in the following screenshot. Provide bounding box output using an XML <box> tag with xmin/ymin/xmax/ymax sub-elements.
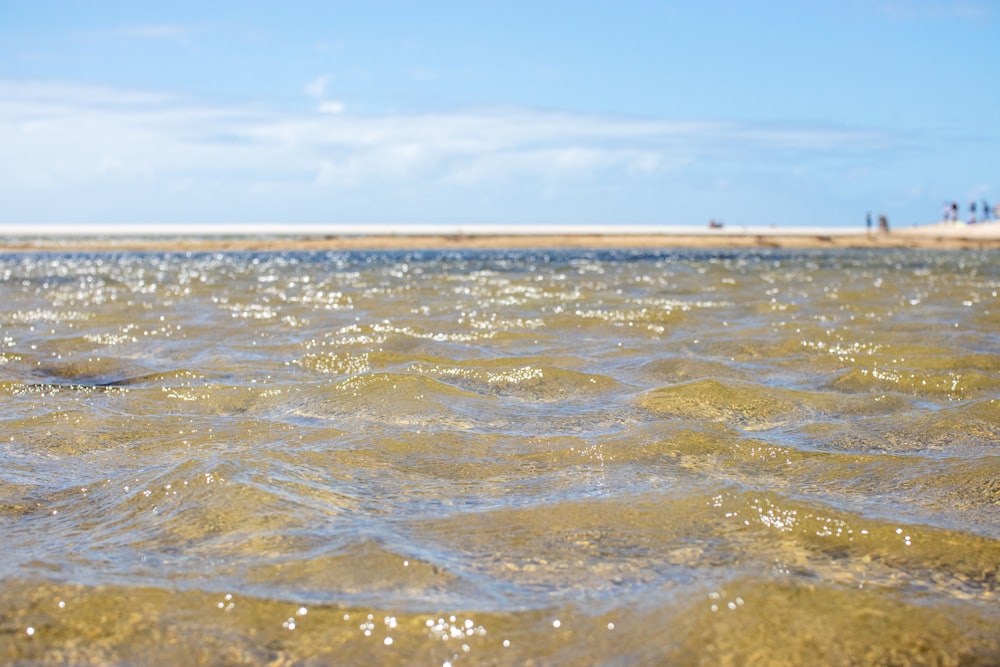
<box><xmin>638</xmin><ymin>379</ymin><xmax>810</xmax><ymax>431</ymax></box>
<box><xmin>286</xmin><ymin>372</ymin><xmax>492</xmax><ymax>430</ymax></box>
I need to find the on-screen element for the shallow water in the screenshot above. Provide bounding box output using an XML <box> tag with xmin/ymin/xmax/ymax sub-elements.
<box><xmin>0</xmin><ymin>247</ymin><xmax>998</xmax><ymax>666</ymax></box>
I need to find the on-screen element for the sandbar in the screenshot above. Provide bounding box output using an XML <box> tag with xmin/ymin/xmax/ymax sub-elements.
<box><xmin>0</xmin><ymin>221</ymin><xmax>997</xmax><ymax>252</ymax></box>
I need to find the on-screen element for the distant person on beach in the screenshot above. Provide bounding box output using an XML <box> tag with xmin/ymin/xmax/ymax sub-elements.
<box><xmin>969</xmin><ymin>201</ymin><xmax>977</xmax><ymax>225</ymax></box>
<box><xmin>983</xmin><ymin>200</ymin><xmax>991</xmax><ymax>222</ymax></box>
<box><xmin>878</xmin><ymin>214</ymin><xmax>889</xmax><ymax>233</ymax></box>
<box><xmin>951</xmin><ymin>201</ymin><xmax>959</xmax><ymax>221</ymax></box>
<box><xmin>867</xmin><ymin>212</ymin><xmax>872</xmax><ymax>233</ymax></box>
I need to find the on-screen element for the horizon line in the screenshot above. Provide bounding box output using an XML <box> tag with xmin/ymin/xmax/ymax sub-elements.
<box><xmin>0</xmin><ymin>222</ymin><xmax>904</xmax><ymax>238</ymax></box>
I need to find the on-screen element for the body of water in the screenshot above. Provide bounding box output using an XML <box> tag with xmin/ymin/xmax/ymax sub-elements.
<box><xmin>0</xmin><ymin>248</ymin><xmax>997</xmax><ymax>665</ymax></box>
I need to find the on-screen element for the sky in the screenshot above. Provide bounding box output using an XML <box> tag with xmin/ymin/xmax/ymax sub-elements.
<box><xmin>1</xmin><ymin>1</ymin><xmax>997</xmax><ymax>229</ymax></box>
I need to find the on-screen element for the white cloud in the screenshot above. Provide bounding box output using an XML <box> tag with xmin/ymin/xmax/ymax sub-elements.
<box><xmin>0</xmin><ymin>79</ymin><xmax>896</xmax><ymax>220</ymax></box>
<box><xmin>304</xmin><ymin>76</ymin><xmax>330</xmax><ymax>99</ymax></box>
<box><xmin>317</xmin><ymin>101</ymin><xmax>346</xmax><ymax>114</ymax></box>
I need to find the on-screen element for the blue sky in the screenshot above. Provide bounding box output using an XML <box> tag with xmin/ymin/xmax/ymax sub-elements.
<box><xmin>1</xmin><ymin>1</ymin><xmax>997</xmax><ymax>228</ymax></box>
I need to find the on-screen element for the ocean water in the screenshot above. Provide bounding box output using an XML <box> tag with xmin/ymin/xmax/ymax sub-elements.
<box><xmin>0</xmin><ymin>247</ymin><xmax>997</xmax><ymax>666</ymax></box>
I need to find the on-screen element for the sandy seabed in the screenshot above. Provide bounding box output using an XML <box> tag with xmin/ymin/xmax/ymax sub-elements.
<box><xmin>1</xmin><ymin>221</ymin><xmax>998</xmax><ymax>252</ymax></box>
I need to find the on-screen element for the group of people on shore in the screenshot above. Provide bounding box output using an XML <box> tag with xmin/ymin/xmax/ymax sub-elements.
<box><xmin>867</xmin><ymin>199</ymin><xmax>995</xmax><ymax>233</ymax></box>
<box><xmin>865</xmin><ymin>212</ymin><xmax>890</xmax><ymax>233</ymax></box>
<box><xmin>943</xmin><ymin>200</ymin><xmax>994</xmax><ymax>224</ymax></box>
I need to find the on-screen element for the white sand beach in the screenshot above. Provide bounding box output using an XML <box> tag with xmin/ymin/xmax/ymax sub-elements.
<box><xmin>0</xmin><ymin>221</ymin><xmax>998</xmax><ymax>252</ymax></box>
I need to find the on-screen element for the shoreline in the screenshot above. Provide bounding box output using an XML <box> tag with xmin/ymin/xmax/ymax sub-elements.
<box><xmin>0</xmin><ymin>221</ymin><xmax>998</xmax><ymax>252</ymax></box>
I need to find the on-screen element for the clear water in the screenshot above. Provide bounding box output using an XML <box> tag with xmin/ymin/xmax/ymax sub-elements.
<box><xmin>0</xmin><ymin>248</ymin><xmax>997</xmax><ymax>666</ymax></box>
